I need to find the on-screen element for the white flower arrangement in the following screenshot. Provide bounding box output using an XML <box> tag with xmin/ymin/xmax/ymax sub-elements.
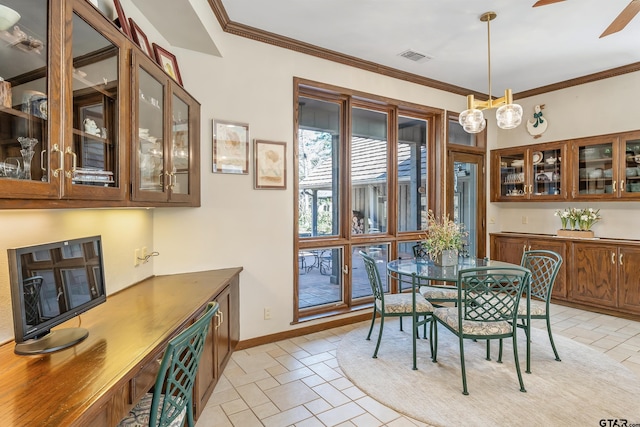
<box><xmin>555</xmin><ymin>207</ymin><xmax>601</xmax><ymax>231</ymax></box>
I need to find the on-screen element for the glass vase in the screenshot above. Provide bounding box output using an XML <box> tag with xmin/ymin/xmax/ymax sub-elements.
<box><xmin>20</xmin><ymin>149</ymin><xmax>35</xmax><ymax>180</ymax></box>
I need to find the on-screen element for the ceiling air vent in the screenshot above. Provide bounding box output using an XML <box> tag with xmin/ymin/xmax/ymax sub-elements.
<box><xmin>398</xmin><ymin>49</ymin><xmax>433</xmax><ymax>63</ymax></box>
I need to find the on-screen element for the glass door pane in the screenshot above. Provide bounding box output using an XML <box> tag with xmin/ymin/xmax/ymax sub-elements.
<box><xmin>576</xmin><ymin>141</ymin><xmax>613</xmax><ymax>196</ymax></box>
<box><xmin>351</xmin><ymin>107</ymin><xmax>388</xmax><ymax>235</ymax></box>
<box><xmin>297</xmin><ymin>247</ymin><xmax>343</xmax><ymax>309</ymax></box>
<box><xmin>352</xmin><ymin>244</ymin><xmax>390</xmax><ymax>299</ymax></box>
<box><xmin>171</xmin><ymin>93</ymin><xmax>189</xmax><ymax>195</ymax></box>
<box><xmin>532</xmin><ymin>147</ymin><xmax>562</xmax><ymax>196</ymax></box>
<box><xmin>450</xmin><ymin>152</ymin><xmax>485</xmax><ymax>258</ymax></box>
<box><xmin>397</xmin><ymin>115</ymin><xmax>427</xmax><ymax>232</ymax></box>
<box><xmin>499</xmin><ymin>152</ymin><xmax>526</xmax><ymax>198</ymax></box>
<box><xmin>70</xmin><ymin>12</ymin><xmax>118</xmax><ymax>187</ymax></box>
<box><xmin>0</xmin><ymin>0</ymin><xmax>48</xmax><ymax>183</ymax></box>
<box><xmin>624</xmin><ymin>138</ymin><xmax>640</xmax><ymax>194</ymax></box>
<box><xmin>298</xmin><ymin>97</ymin><xmax>341</xmax><ymax>237</ymax></box>
<box><xmin>137</xmin><ymin>68</ymin><xmax>165</xmax><ymax>192</ymax></box>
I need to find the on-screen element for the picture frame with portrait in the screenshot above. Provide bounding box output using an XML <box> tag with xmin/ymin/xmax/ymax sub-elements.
<box><xmin>212</xmin><ymin>120</ymin><xmax>249</xmax><ymax>174</ymax></box>
<box><xmin>129</xmin><ymin>19</ymin><xmax>152</xmax><ymax>57</ymax></box>
<box><xmin>152</xmin><ymin>43</ymin><xmax>183</xmax><ymax>86</ymax></box>
<box><xmin>254</xmin><ymin>140</ymin><xmax>286</xmax><ymax>189</ymax></box>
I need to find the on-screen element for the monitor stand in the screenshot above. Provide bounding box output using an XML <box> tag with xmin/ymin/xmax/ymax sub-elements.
<box><xmin>14</xmin><ymin>328</ymin><xmax>89</xmax><ymax>355</ymax></box>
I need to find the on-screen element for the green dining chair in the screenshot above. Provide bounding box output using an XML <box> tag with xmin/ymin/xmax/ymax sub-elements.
<box><xmin>431</xmin><ymin>266</ymin><xmax>531</xmax><ymax>395</ymax></box>
<box><xmin>497</xmin><ymin>250</ymin><xmax>563</xmax><ymax>372</ymax></box>
<box><xmin>118</xmin><ymin>301</ymin><xmax>219</xmax><ymax>427</ymax></box>
<box><xmin>360</xmin><ymin>251</ymin><xmax>434</xmax><ymax>370</ymax></box>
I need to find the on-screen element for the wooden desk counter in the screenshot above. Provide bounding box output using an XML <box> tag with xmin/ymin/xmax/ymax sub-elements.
<box><xmin>0</xmin><ymin>267</ymin><xmax>242</xmax><ymax>427</ymax></box>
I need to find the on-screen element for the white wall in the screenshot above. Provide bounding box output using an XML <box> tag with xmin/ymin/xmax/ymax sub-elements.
<box><xmin>486</xmin><ymin>72</ymin><xmax>640</xmax><ymax>244</ymax></box>
<box><xmin>151</xmin><ymin>0</ymin><xmax>465</xmax><ymax>341</ymax></box>
<box><xmin>0</xmin><ymin>209</ymin><xmax>154</xmax><ymax>344</ymax></box>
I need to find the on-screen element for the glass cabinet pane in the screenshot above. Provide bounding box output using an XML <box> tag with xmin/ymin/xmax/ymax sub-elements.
<box><xmin>0</xmin><ymin>0</ymin><xmax>48</xmax><ymax>182</ymax></box>
<box><xmin>137</xmin><ymin>68</ymin><xmax>165</xmax><ymax>192</ymax></box>
<box><xmin>577</xmin><ymin>142</ymin><xmax>613</xmax><ymax>195</ymax></box>
<box><xmin>70</xmin><ymin>12</ymin><xmax>118</xmax><ymax>187</ymax></box>
<box><xmin>171</xmin><ymin>94</ymin><xmax>189</xmax><ymax>195</ymax></box>
<box><xmin>532</xmin><ymin>148</ymin><xmax>562</xmax><ymax>196</ymax></box>
<box><xmin>624</xmin><ymin>138</ymin><xmax>640</xmax><ymax>194</ymax></box>
<box><xmin>499</xmin><ymin>152</ymin><xmax>525</xmax><ymax>198</ymax></box>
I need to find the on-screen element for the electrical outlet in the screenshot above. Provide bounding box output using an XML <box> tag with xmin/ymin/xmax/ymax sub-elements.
<box><xmin>134</xmin><ymin>248</ymin><xmax>141</xmax><ymax>267</ymax></box>
<box><xmin>522</xmin><ymin>216</ymin><xmax>528</xmax><ymax>224</ymax></box>
<box><xmin>141</xmin><ymin>247</ymin><xmax>148</xmax><ymax>263</ymax></box>
<box><xmin>489</xmin><ymin>217</ymin><xmax>495</xmax><ymax>224</ymax></box>
<box><xmin>264</xmin><ymin>307</ymin><xmax>271</xmax><ymax>320</ymax></box>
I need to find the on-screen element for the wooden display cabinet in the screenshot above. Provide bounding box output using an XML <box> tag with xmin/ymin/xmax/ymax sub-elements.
<box><xmin>0</xmin><ymin>0</ymin><xmax>200</xmax><ymax>208</ymax></box>
<box><xmin>131</xmin><ymin>52</ymin><xmax>200</xmax><ymax>206</ymax></box>
<box><xmin>491</xmin><ymin>142</ymin><xmax>566</xmax><ymax>202</ymax></box>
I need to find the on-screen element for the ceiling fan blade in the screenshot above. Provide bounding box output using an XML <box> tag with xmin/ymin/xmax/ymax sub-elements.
<box><xmin>532</xmin><ymin>0</ymin><xmax>566</xmax><ymax>7</ymax></box>
<box><xmin>600</xmin><ymin>0</ymin><xmax>640</xmax><ymax>37</ymax></box>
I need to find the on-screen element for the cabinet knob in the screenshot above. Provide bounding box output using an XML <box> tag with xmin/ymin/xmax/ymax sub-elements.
<box><xmin>51</xmin><ymin>144</ymin><xmax>63</xmax><ymax>178</ymax></box>
<box><xmin>611</xmin><ymin>252</ymin><xmax>616</xmax><ymax>264</ymax></box>
<box><xmin>620</xmin><ymin>253</ymin><xmax>624</xmax><ymax>266</ymax></box>
<box><xmin>621</xmin><ymin>180</ymin><xmax>625</xmax><ymax>192</ymax></box>
<box><xmin>613</xmin><ymin>181</ymin><xmax>617</xmax><ymax>193</ymax></box>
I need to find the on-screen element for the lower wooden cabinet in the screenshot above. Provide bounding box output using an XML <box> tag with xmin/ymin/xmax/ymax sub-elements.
<box><xmin>194</xmin><ymin>275</ymin><xmax>240</xmax><ymax>419</ymax></box>
<box><xmin>491</xmin><ymin>234</ymin><xmax>568</xmax><ymax>300</ymax></box>
<box><xmin>491</xmin><ymin>233</ymin><xmax>640</xmax><ymax>316</ymax></box>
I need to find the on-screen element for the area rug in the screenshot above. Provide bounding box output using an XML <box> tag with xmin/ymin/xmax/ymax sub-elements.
<box><xmin>337</xmin><ymin>320</ymin><xmax>640</xmax><ymax>426</ymax></box>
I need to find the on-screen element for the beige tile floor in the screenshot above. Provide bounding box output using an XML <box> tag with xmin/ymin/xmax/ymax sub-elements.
<box><xmin>196</xmin><ymin>304</ymin><xmax>640</xmax><ymax>427</ymax></box>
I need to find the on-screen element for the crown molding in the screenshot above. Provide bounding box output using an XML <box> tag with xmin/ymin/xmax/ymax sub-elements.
<box><xmin>208</xmin><ymin>0</ymin><xmax>639</xmax><ymax>101</ymax></box>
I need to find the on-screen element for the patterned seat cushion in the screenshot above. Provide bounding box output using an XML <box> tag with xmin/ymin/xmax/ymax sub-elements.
<box><xmin>517</xmin><ymin>299</ymin><xmax>547</xmax><ymax>316</ymax></box>
<box><xmin>376</xmin><ymin>293</ymin><xmax>434</xmax><ymax>314</ymax></box>
<box><xmin>419</xmin><ymin>285</ymin><xmax>458</xmax><ymax>301</ymax></box>
<box><xmin>118</xmin><ymin>393</ymin><xmax>186</xmax><ymax>427</ymax></box>
<box><xmin>433</xmin><ymin>307</ymin><xmax>513</xmax><ymax>335</ymax></box>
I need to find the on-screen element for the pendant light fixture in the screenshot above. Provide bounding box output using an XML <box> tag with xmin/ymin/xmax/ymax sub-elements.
<box><xmin>459</xmin><ymin>11</ymin><xmax>523</xmax><ymax>134</ymax></box>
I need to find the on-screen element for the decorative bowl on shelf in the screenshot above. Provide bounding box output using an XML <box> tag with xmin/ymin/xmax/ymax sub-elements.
<box><xmin>0</xmin><ymin>5</ymin><xmax>20</xmax><ymax>32</ymax></box>
<box><xmin>588</xmin><ymin>168</ymin><xmax>603</xmax><ymax>179</ymax></box>
<box><xmin>511</xmin><ymin>159</ymin><xmax>524</xmax><ymax>167</ymax></box>
<box><xmin>603</xmin><ymin>168</ymin><xmax>613</xmax><ymax>178</ymax></box>
<box><xmin>626</xmin><ymin>167</ymin><xmax>637</xmax><ymax>177</ymax></box>
<box><xmin>545</xmin><ymin>157</ymin><xmax>557</xmax><ymax>165</ymax></box>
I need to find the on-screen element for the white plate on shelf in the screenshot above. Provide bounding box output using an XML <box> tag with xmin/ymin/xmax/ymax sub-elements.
<box><xmin>532</xmin><ymin>151</ymin><xmax>543</xmax><ymax>165</ymax></box>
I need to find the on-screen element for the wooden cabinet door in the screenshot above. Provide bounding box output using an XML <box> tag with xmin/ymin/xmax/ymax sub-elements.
<box><xmin>215</xmin><ymin>286</ymin><xmax>232</xmax><ymax>376</ymax></box>
<box><xmin>528</xmin><ymin>238</ymin><xmax>568</xmax><ymax>300</ymax></box>
<box><xmin>194</xmin><ymin>305</ymin><xmax>216</xmax><ymax>419</ymax></box>
<box><xmin>571</xmin><ymin>242</ymin><xmax>618</xmax><ymax>307</ymax></box>
<box><xmin>618</xmin><ymin>246</ymin><xmax>640</xmax><ymax>314</ymax></box>
<box><xmin>491</xmin><ymin>235</ymin><xmax>526</xmax><ymax>266</ymax></box>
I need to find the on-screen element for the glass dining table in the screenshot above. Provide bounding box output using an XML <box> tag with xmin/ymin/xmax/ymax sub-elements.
<box><xmin>386</xmin><ymin>256</ymin><xmax>532</xmax><ymax>372</ymax></box>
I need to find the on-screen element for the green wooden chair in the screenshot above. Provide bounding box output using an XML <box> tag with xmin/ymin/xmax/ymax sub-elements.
<box><xmin>118</xmin><ymin>301</ymin><xmax>219</xmax><ymax>427</ymax></box>
<box><xmin>431</xmin><ymin>266</ymin><xmax>531</xmax><ymax>395</ymax></box>
<box><xmin>497</xmin><ymin>250</ymin><xmax>563</xmax><ymax>372</ymax></box>
<box><xmin>360</xmin><ymin>250</ymin><xmax>434</xmax><ymax>370</ymax></box>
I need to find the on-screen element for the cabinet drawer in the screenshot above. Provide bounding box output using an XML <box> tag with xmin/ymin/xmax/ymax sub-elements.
<box><xmin>129</xmin><ymin>358</ymin><xmax>161</xmax><ymax>404</ymax></box>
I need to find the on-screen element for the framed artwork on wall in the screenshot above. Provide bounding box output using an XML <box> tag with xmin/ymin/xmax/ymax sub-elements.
<box><xmin>113</xmin><ymin>0</ymin><xmax>131</xmax><ymax>37</ymax></box>
<box><xmin>254</xmin><ymin>140</ymin><xmax>286</xmax><ymax>189</ymax></box>
<box><xmin>152</xmin><ymin>43</ymin><xmax>183</xmax><ymax>86</ymax></box>
<box><xmin>129</xmin><ymin>19</ymin><xmax>152</xmax><ymax>57</ymax></box>
<box><xmin>212</xmin><ymin>120</ymin><xmax>249</xmax><ymax>174</ymax></box>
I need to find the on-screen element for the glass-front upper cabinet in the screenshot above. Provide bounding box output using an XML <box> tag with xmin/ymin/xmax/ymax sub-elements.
<box><xmin>491</xmin><ymin>142</ymin><xmax>566</xmax><ymax>201</ymax></box>
<box><xmin>0</xmin><ymin>0</ymin><xmax>59</xmax><ymax>198</ymax></box>
<box><xmin>572</xmin><ymin>135</ymin><xmax>617</xmax><ymax>199</ymax></box>
<box><xmin>620</xmin><ymin>131</ymin><xmax>640</xmax><ymax>198</ymax></box>
<box><xmin>132</xmin><ymin>52</ymin><xmax>199</xmax><ymax>204</ymax></box>
<box><xmin>65</xmin><ymin>5</ymin><xmax>126</xmax><ymax>200</ymax></box>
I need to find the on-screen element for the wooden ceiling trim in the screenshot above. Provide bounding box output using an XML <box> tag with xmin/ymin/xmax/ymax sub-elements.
<box><xmin>208</xmin><ymin>0</ymin><xmax>640</xmax><ymax>101</ymax></box>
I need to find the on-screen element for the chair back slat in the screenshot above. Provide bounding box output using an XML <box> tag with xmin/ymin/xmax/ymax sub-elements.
<box><xmin>150</xmin><ymin>301</ymin><xmax>219</xmax><ymax>427</ymax></box>
<box><xmin>458</xmin><ymin>267</ymin><xmax>530</xmax><ymax>323</ymax></box>
<box><xmin>521</xmin><ymin>250</ymin><xmax>562</xmax><ymax>301</ymax></box>
<box><xmin>360</xmin><ymin>251</ymin><xmax>385</xmax><ymax>302</ymax></box>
